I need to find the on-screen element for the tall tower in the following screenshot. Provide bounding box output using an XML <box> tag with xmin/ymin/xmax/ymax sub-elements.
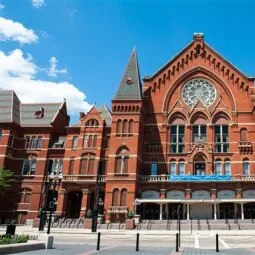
<box><xmin>104</xmin><ymin>49</ymin><xmax>143</xmax><ymax>222</ymax></box>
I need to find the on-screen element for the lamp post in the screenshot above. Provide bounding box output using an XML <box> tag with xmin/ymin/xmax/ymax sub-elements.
<box><xmin>177</xmin><ymin>202</ymin><xmax>182</xmax><ymax>247</ymax></box>
<box><xmin>38</xmin><ymin>171</ymin><xmax>62</xmax><ymax>233</ymax></box>
<box><xmin>91</xmin><ymin>160</ymin><xmax>103</xmax><ymax>232</ymax></box>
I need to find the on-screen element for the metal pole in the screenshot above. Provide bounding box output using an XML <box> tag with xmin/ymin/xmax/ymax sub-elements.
<box><xmin>176</xmin><ymin>233</ymin><xmax>179</xmax><ymax>252</ymax></box>
<box><xmin>47</xmin><ymin>208</ymin><xmax>53</xmax><ymax>235</ymax></box>
<box><xmin>96</xmin><ymin>232</ymin><xmax>101</xmax><ymax>250</ymax></box>
<box><xmin>216</xmin><ymin>234</ymin><xmax>219</xmax><ymax>252</ymax></box>
<box><xmin>136</xmin><ymin>233</ymin><xmax>139</xmax><ymax>252</ymax></box>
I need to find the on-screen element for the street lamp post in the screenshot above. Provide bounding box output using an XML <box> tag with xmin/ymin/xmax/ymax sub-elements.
<box><xmin>91</xmin><ymin>160</ymin><xmax>103</xmax><ymax>232</ymax></box>
<box><xmin>39</xmin><ymin>171</ymin><xmax>62</xmax><ymax>234</ymax></box>
<box><xmin>177</xmin><ymin>202</ymin><xmax>182</xmax><ymax>247</ymax></box>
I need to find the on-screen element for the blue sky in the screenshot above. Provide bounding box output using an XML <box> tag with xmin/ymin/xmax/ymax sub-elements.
<box><xmin>0</xmin><ymin>0</ymin><xmax>255</xmax><ymax>122</ymax></box>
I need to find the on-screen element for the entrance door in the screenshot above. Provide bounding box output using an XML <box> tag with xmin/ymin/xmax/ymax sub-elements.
<box><xmin>141</xmin><ymin>203</ymin><xmax>160</xmax><ymax>220</ymax></box>
<box><xmin>66</xmin><ymin>191</ymin><xmax>82</xmax><ymax>218</ymax></box>
<box><xmin>168</xmin><ymin>203</ymin><xmax>183</xmax><ymax>219</ymax></box>
<box><xmin>219</xmin><ymin>203</ymin><xmax>234</xmax><ymax>219</ymax></box>
<box><xmin>244</xmin><ymin>203</ymin><xmax>255</xmax><ymax>219</ymax></box>
<box><xmin>191</xmin><ymin>204</ymin><xmax>212</xmax><ymax>219</ymax></box>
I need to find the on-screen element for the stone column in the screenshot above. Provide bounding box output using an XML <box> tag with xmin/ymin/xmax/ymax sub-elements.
<box><xmin>185</xmin><ymin>189</ymin><xmax>191</xmax><ymax>199</ymax></box>
<box><xmin>241</xmin><ymin>203</ymin><xmax>244</xmax><ymax>220</ymax></box>
<box><xmin>160</xmin><ymin>189</ymin><xmax>166</xmax><ymax>199</ymax></box>
<box><xmin>56</xmin><ymin>189</ymin><xmax>67</xmax><ymax>216</ymax></box>
<box><xmin>211</xmin><ymin>189</ymin><xmax>217</xmax><ymax>199</ymax></box>
<box><xmin>159</xmin><ymin>204</ymin><xmax>163</xmax><ymax>220</ymax></box>
<box><xmin>80</xmin><ymin>189</ymin><xmax>89</xmax><ymax>217</ymax></box>
<box><xmin>236</xmin><ymin>189</ymin><xmax>242</xmax><ymax>199</ymax></box>
<box><xmin>187</xmin><ymin>204</ymin><xmax>190</xmax><ymax>220</ymax></box>
<box><xmin>214</xmin><ymin>203</ymin><xmax>217</xmax><ymax>220</ymax></box>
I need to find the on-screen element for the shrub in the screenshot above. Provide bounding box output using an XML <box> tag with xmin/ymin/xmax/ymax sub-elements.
<box><xmin>0</xmin><ymin>234</ymin><xmax>29</xmax><ymax>245</ymax></box>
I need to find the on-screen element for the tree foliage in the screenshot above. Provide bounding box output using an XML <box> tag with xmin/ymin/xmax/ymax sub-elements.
<box><xmin>0</xmin><ymin>167</ymin><xmax>14</xmax><ymax>195</ymax></box>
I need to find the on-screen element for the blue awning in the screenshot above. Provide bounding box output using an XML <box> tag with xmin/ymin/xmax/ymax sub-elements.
<box><xmin>169</xmin><ymin>175</ymin><xmax>232</xmax><ymax>181</ymax></box>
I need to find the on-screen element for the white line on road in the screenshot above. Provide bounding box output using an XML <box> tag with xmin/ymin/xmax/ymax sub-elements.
<box><xmin>195</xmin><ymin>235</ymin><xmax>199</xmax><ymax>248</ymax></box>
<box><xmin>219</xmin><ymin>237</ymin><xmax>230</xmax><ymax>249</ymax></box>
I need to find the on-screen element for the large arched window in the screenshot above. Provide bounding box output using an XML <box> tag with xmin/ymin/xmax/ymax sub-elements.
<box><xmin>169</xmin><ymin>114</ymin><xmax>185</xmax><ymax>153</ymax></box>
<box><xmin>79</xmin><ymin>154</ymin><xmax>95</xmax><ymax>175</ymax></box>
<box><xmin>85</xmin><ymin>119</ymin><xmax>99</xmax><ymax>127</ymax></box>
<box><xmin>243</xmin><ymin>159</ymin><xmax>250</xmax><ymax>176</ymax></box>
<box><xmin>169</xmin><ymin>160</ymin><xmax>176</xmax><ymax>175</ymax></box>
<box><xmin>215</xmin><ymin>159</ymin><xmax>222</xmax><ymax>175</ymax></box>
<box><xmin>114</xmin><ymin>147</ymin><xmax>129</xmax><ymax>174</ymax></box>
<box><xmin>116</xmin><ymin>119</ymin><xmax>122</xmax><ymax>134</ymax></box>
<box><xmin>112</xmin><ymin>188</ymin><xmax>119</xmax><ymax>206</ymax></box>
<box><xmin>31</xmin><ymin>136</ymin><xmax>37</xmax><ymax>149</ymax></box>
<box><xmin>25</xmin><ymin>136</ymin><xmax>30</xmax><ymax>149</ymax></box>
<box><xmin>87</xmin><ymin>155</ymin><xmax>95</xmax><ymax>174</ymax></box>
<box><xmin>120</xmin><ymin>189</ymin><xmax>127</xmax><ymax>206</ymax></box>
<box><xmin>79</xmin><ymin>157</ymin><xmax>87</xmax><ymax>175</ymax></box>
<box><xmin>178</xmin><ymin>160</ymin><xmax>185</xmax><ymax>175</ymax></box>
<box><xmin>191</xmin><ymin>113</ymin><xmax>208</xmax><ymax>143</ymax></box>
<box><xmin>69</xmin><ymin>157</ymin><xmax>75</xmax><ymax>175</ymax></box>
<box><xmin>128</xmin><ymin>119</ymin><xmax>134</xmax><ymax>134</ymax></box>
<box><xmin>213</xmin><ymin>113</ymin><xmax>229</xmax><ymax>153</ymax></box>
<box><xmin>72</xmin><ymin>136</ymin><xmax>78</xmax><ymax>149</ymax></box>
<box><xmin>37</xmin><ymin>136</ymin><xmax>43</xmax><ymax>149</ymax></box>
<box><xmin>224</xmin><ymin>159</ymin><xmax>231</xmax><ymax>175</ymax></box>
<box><xmin>240</xmin><ymin>128</ymin><xmax>248</xmax><ymax>142</ymax></box>
<box><xmin>122</xmin><ymin>119</ymin><xmax>128</xmax><ymax>134</ymax></box>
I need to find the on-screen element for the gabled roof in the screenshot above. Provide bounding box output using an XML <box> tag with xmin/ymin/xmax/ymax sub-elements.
<box><xmin>98</xmin><ymin>104</ymin><xmax>112</xmax><ymax>126</ymax></box>
<box><xmin>20</xmin><ymin>102</ymin><xmax>63</xmax><ymax>127</ymax></box>
<box><xmin>114</xmin><ymin>48</ymin><xmax>143</xmax><ymax>100</ymax></box>
<box><xmin>143</xmin><ymin>34</ymin><xmax>255</xmax><ymax>81</ymax></box>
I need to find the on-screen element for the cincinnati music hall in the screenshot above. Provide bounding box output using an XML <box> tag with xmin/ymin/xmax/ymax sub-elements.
<box><xmin>1</xmin><ymin>33</ymin><xmax>255</xmax><ymax>225</ymax></box>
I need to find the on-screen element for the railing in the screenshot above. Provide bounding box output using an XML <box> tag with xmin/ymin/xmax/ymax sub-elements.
<box><xmin>108</xmin><ymin>206</ymin><xmax>128</xmax><ymax>214</ymax></box>
<box><xmin>138</xmin><ymin>174</ymin><xmax>255</xmax><ymax>182</ymax></box>
<box><xmin>62</xmin><ymin>175</ymin><xmax>106</xmax><ymax>182</ymax></box>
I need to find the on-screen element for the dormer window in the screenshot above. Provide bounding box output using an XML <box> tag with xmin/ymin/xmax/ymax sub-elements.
<box><xmin>126</xmin><ymin>77</ymin><xmax>133</xmax><ymax>85</ymax></box>
<box><xmin>35</xmin><ymin>107</ymin><xmax>44</xmax><ymax>119</ymax></box>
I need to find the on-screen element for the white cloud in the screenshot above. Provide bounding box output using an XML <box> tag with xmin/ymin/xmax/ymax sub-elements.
<box><xmin>0</xmin><ymin>2</ymin><xmax>5</xmax><ymax>10</ymax></box>
<box><xmin>0</xmin><ymin>49</ymin><xmax>92</xmax><ymax>115</ymax></box>
<box><xmin>48</xmin><ymin>56</ymin><xmax>67</xmax><ymax>77</ymax></box>
<box><xmin>0</xmin><ymin>17</ymin><xmax>38</xmax><ymax>44</ymax></box>
<box><xmin>32</xmin><ymin>0</ymin><xmax>45</xmax><ymax>8</ymax></box>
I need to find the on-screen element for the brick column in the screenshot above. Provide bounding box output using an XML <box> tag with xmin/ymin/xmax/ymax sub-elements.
<box><xmin>160</xmin><ymin>189</ymin><xmax>166</xmax><ymax>199</ymax></box>
<box><xmin>236</xmin><ymin>189</ymin><xmax>242</xmax><ymax>199</ymax></box>
<box><xmin>80</xmin><ymin>189</ymin><xmax>89</xmax><ymax>217</ymax></box>
<box><xmin>211</xmin><ymin>189</ymin><xmax>217</xmax><ymax>199</ymax></box>
<box><xmin>185</xmin><ymin>189</ymin><xmax>191</xmax><ymax>199</ymax></box>
<box><xmin>56</xmin><ymin>189</ymin><xmax>67</xmax><ymax>216</ymax></box>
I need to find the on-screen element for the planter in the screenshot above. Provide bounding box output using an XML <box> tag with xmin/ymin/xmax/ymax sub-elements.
<box><xmin>32</xmin><ymin>219</ymin><xmax>40</xmax><ymax>228</ymax></box>
<box><xmin>125</xmin><ymin>218</ymin><xmax>134</xmax><ymax>230</ymax></box>
<box><xmin>83</xmin><ymin>218</ymin><xmax>92</xmax><ymax>229</ymax></box>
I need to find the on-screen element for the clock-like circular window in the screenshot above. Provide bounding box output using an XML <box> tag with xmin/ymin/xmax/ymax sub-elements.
<box><xmin>182</xmin><ymin>78</ymin><xmax>216</xmax><ymax>107</ymax></box>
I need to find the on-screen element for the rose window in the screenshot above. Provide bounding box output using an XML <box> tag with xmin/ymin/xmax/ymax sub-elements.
<box><xmin>182</xmin><ymin>79</ymin><xmax>216</xmax><ymax>107</ymax></box>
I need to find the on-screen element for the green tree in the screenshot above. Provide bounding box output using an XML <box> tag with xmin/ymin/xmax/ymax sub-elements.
<box><xmin>0</xmin><ymin>167</ymin><xmax>14</xmax><ymax>195</ymax></box>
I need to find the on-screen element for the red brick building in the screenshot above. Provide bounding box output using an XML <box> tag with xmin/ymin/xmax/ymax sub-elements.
<box><xmin>1</xmin><ymin>33</ymin><xmax>255</xmax><ymax>224</ymax></box>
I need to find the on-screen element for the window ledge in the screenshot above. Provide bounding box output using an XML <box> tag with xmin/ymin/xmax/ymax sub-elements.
<box><xmin>114</xmin><ymin>173</ymin><xmax>129</xmax><ymax>176</ymax></box>
<box><xmin>21</xmin><ymin>175</ymin><xmax>35</xmax><ymax>177</ymax></box>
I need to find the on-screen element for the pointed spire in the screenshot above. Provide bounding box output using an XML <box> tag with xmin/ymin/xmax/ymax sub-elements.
<box><xmin>114</xmin><ymin>48</ymin><xmax>143</xmax><ymax>100</ymax></box>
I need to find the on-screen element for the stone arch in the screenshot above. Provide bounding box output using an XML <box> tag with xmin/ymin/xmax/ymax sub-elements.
<box><xmin>192</xmin><ymin>190</ymin><xmax>210</xmax><ymax>199</ymax></box>
<box><xmin>141</xmin><ymin>190</ymin><xmax>160</xmax><ymax>199</ymax></box>
<box><xmin>163</xmin><ymin>67</ymin><xmax>237</xmax><ymax>113</ymax></box>
<box><xmin>217</xmin><ymin>190</ymin><xmax>235</xmax><ymax>199</ymax></box>
<box><xmin>168</xmin><ymin>111</ymin><xmax>187</xmax><ymax>124</ymax></box>
<box><xmin>212</xmin><ymin>111</ymin><xmax>231</xmax><ymax>124</ymax></box>
<box><xmin>167</xmin><ymin>190</ymin><xmax>185</xmax><ymax>199</ymax></box>
<box><xmin>190</xmin><ymin>111</ymin><xmax>209</xmax><ymax>125</ymax></box>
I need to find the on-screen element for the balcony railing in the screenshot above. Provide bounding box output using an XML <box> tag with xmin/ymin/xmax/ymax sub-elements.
<box><xmin>138</xmin><ymin>175</ymin><xmax>255</xmax><ymax>182</ymax></box>
<box><xmin>62</xmin><ymin>175</ymin><xmax>106</xmax><ymax>183</ymax></box>
<box><xmin>108</xmin><ymin>206</ymin><xmax>128</xmax><ymax>214</ymax></box>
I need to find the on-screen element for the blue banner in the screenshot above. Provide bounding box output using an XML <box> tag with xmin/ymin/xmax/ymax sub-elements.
<box><xmin>169</xmin><ymin>175</ymin><xmax>232</xmax><ymax>181</ymax></box>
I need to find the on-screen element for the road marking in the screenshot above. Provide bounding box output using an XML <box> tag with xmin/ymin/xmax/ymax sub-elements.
<box><xmin>195</xmin><ymin>235</ymin><xmax>199</xmax><ymax>248</ymax></box>
<box><xmin>77</xmin><ymin>245</ymin><xmax>119</xmax><ymax>255</ymax></box>
<box><xmin>219</xmin><ymin>237</ymin><xmax>230</xmax><ymax>249</ymax></box>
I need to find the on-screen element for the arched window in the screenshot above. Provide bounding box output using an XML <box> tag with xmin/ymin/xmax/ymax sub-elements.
<box><xmin>224</xmin><ymin>160</ymin><xmax>231</xmax><ymax>175</ymax></box>
<box><xmin>87</xmin><ymin>155</ymin><xmax>95</xmax><ymax>174</ymax></box>
<box><xmin>112</xmin><ymin>188</ymin><xmax>119</xmax><ymax>206</ymax></box>
<box><xmin>85</xmin><ymin>119</ymin><xmax>99</xmax><ymax>127</ymax></box>
<box><xmin>169</xmin><ymin>160</ymin><xmax>176</xmax><ymax>175</ymax></box>
<box><xmin>178</xmin><ymin>160</ymin><xmax>185</xmax><ymax>175</ymax></box>
<box><xmin>80</xmin><ymin>157</ymin><xmax>87</xmax><ymax>175</ymax></box>
<box><xmin>120</xmin><ymin>189</ymin><xmax>127</xmax><ymax>206</ymax></box>
<box><xmin>37</xmin><ymin>136</ymin><xmax>43</xmax><ymax>149</ymax></box>
<box><xmin>69</xmin><ymin>157</ymin><xmax>75</xmax><ymax>175</ymax></box>
<box><xmin>128</xmin><ymin>119</ymin><xmax>134</xmax><ymax>134</ymax></box>
<box><xmin>25</xmin><ymin>136</ymin><xmax>30</xmax><ymax>149</ymax></box>
<box><xmin>22</xmin><ymin>158</ymin><xmax>37</xmax><ymax>175</ymax></box>
<box><xmin>72</xmin><ymin>136</ymin><xmax>78</xmax><ymax>149</ymax></box>
<box><xmin>116</xmin><ymin>119</ymin><xmax>121</xmax><ymax>134</ymax></box>
<box><xmin>151</xmin><ymin>158</ymin><xmax>158</xmax><ymax>175</ymax></box>
<box><xmin>31</xmin><ymin>136</ymin><xmax>37</xmax><ymax>149</ymax></box>
<box><xmin>93</xmin><ymin>135</ymin><xmax>97</xmax><ymax>148</ymax></box>
<box><xmin>114</xmin><ymin>147</ymin><xmax>129</xmax><ymax>174</ymax></box>
<box><xmin>215</xmin><ymin>160</ymin><xmax>222</xmax><ymax>175</ymax></box>
<box><xmin>84</xmin><ymin>135</ymin><xmax>89</xmax><ymax>148</ymax></box>
<box><xmin>240</xmin><ymin>128</ymin><xmax>248</xmax><ymax>142</ymax></box>
<box><xmin>122</xmin><ymin>119</ymin><xmax>128</xmax><ymax>134</ymax></box>
<box><xmin>243</xmin><ymin>159</ymin><xmax>250</xmax><ymax>176</ymax></box>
